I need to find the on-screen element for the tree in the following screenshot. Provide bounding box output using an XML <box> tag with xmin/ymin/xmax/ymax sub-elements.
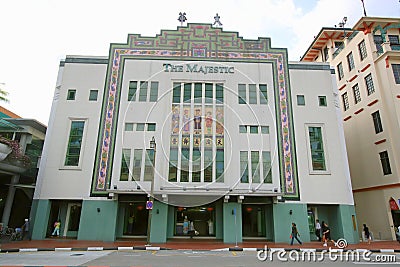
<box><xmin>0</xmin><ymin>83</ymin><xmax>9</xmax><ymax>103</ymax></box>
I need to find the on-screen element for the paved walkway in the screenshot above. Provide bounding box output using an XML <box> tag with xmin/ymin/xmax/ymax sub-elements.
<box><xmin>0</xmin><ymin>238</ymin><xmax>399</xmax><ymax>252</ymax></box>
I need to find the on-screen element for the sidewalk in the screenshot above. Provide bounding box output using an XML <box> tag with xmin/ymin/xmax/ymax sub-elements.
<box><xmin>0</xmin><ymin>238</ymin><xmax>399</xmax><ymax>252</ymax></box>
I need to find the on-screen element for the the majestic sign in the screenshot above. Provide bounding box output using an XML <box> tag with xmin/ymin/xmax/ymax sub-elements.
<box><xmin>163</xmin><ymin>63</ymin><xmax>234</xmax><ymax>74</ymax></box>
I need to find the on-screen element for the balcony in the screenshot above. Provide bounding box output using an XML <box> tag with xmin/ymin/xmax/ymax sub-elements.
<box><xmin>0</xmin><ymin>136</ymin><xmax>31</xmax><ymax>174</ymax></box>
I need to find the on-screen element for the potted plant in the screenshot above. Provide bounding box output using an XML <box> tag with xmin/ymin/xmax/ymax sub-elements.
<box><xmin>0</xmin><ymin>136</ymin><xmax>31</xmax><ymax>168</ymax></box>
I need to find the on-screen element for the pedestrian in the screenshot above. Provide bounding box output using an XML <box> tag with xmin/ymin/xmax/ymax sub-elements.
<box><xmin>290</xmin><ymin>222</ymin><xmax>302</xmax><ymax>245</ymax></box>
<box><xmin>363</xmin><ymin>224</ymin><xmax>371</xmax><ymax>244</ymax></box>
<box><xmin>395</xmin><ymin>225</ymin><xmax>400</xmax><ymax>243</ymax></box>
<box><xmin>315</xmin><ymin>219</ymin><xmax>321</xmax><ymax>241</ymax></box>
<box><xmin>322</xmin><ymin>222</ymin><xmax>335</xmax><ymax>247</ymax></box>
<box><xmin>21</xmin><ymin>218</ymin><xmax>30</xmax><ymax>240</ymax></box>
<box><xmin>189</xmin><ymin>221</ymin><xmax>195</xmax><ymax>238</ymax></box>
<box><xmin>52</xmin><ymin>219</ymin><xmax>61</xmax><ymax>237</ymax></box>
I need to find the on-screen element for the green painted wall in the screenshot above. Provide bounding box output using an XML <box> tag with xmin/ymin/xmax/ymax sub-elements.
<box><xmin>223</xmin><ymin>202</ymin><xmax>242</xmax><ymax>244</ymax></box>
<box><xmin>273</xmin><ymin>203</ymin><xmax>309</xmax><ymax>243</ymax></box>
<box><xmin>31</xmin><ymin>199</ymin><xmax>51</xmax><ymax>240</ymax></box>
<box><xmin>265</xmin><ymin>204</ymin><xmax>274</xmax><ymax>240</ymax></box>
<box><xmin>337</xmin><ymin>205</ymin><xmax>359</xmax><ymax>244</ymax></box>
<box><xmin>215</xmin><ymin>200</ymin><xmax>223</xmax><ymax>239</ymax></box>
<box><xmin>167</xmin><ymin>205</ymin><xmax>175</xmax><ymax>238</ymax></box>
<box><xmin>149</xmin><ymin>201</ymin><xmax>168</xmax><ymax>243</ymax></box>
<box><xmin>78</xmin><ymin>200</ymin><xmax>118</xmax><ymax>241</ymax></box>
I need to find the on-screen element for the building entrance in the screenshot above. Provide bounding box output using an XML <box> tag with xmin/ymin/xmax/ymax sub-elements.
<box><xmin>242</xmin><ymin>204</ymin><xmax>266</xmax><ymax>237</ymax></box>
<box><xmin>120</xmin><ymin>201</ymin><xmax>148</xmax><ymax>236</ymax></box>
<box><xmin>174</xmin><ymin>205</ymin><xmax>215</xmax><ymax>237</ymax></box>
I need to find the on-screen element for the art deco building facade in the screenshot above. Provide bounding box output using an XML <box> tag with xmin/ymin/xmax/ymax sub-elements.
<box><xmin>32</xmin><ymin>24</ymin><xmax>358</xmax><ymax>243</ymax></box>
<box><xmin>302</xmin><ymin>17</ymin><xmax>400</xmax><ymax>240</ymax></box>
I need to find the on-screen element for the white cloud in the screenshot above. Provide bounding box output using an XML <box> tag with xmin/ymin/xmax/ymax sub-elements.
<box><xmin>0</xmin><ymin>0</ymin><xmax>398</xmax><ymax>124</ymax></box>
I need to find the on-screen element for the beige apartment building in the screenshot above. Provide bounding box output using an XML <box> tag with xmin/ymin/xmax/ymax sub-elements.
<box><xmin>301</xmin><ymin>17</ymin><xmax>400</xmax><ymax>240</ymax></box>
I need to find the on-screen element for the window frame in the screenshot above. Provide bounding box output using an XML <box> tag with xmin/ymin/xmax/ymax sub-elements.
<box><xmin>342</xmin><ymin>92</ymin><xmax>349</xmax><ymax>111</ymax></box>
<box><xmin>347</xmin><ymin>52</ymin><xmax>355</xmax><ymax>71</ymax></box>
<box><xmin>297</xmin><ymin>95</ymin><xmax>305</xmax><ymax>106</ymax></box>
<box><xmin>379</xmin><ymin>151</ymin><xmax>392</xmax><ymax>175</ymax></box>
<box><xmin>337</xmin><ymin>62</ymin><xmax>344</xmax><ymax>81</ymax></box>
<box><xmin>365</xmin><ymin>74</ymin><xmax>375</xmax><ymax>95</ymax></box>
<box><xmin>358</xmin><ymin>40</ymin><xmax>367</xmax><ymax>61</ymax></box>
<box><xmin>352</xmin><ymin>84</ymin><xmax>361</xmax><ymax>104</ymax></box>
<box><xmin>67</xmin><ymin>89</ymin><xmax>76</xmax><ymax>100</ymax></box>
<box><xmin>318</xmin><ymin>96</ymin><xmax>327</xmax><ymax>107</ymax></box>
<box><xmin>371</xmin><ymin>110</ymin><xmax>383</xmax><ymax>134</ymax></box>
<box><xmin>305</xmin><ymin>124</ymin><xmax>330</xmax><ymax>174</ymax></box>
<box><xmin>89</xmin><ymin>89</ymin><xmax>98</xmax><ymax>101</ymax></box>
<box><xmin>62</xmin><ymin>119</ymin><xmax>87</xmax><ymax>169</ymax></box>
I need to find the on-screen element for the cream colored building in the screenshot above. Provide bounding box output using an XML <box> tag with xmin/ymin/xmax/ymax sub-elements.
<box><xmin>301</xmin><ymin>17</ymin><xmax>400</xmax><ymax>240</ymax></box>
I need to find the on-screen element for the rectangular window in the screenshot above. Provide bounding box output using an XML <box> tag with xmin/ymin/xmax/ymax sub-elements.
<box><xmin>347</xmin><ymin>52</ymin><xmax>355</xmax><ymax>71</ymax></box>
<box><xmin>323</xmin><ymin>46</ymin><xmax>329</xmax><ymax>61</ymax></box>
<box><xmin>139</xmin><ymin>81</ymin><xmax>148</xmax><ymax>102</ymax></box>
<box><xmin>337</xmin><ymin>63</ymin><xmax>344</xmax><ymax>81</ymax></box>
<box><xmin>128</xmin><ymin>81</ymin><xmax>137</xmax><ymax>101</ymax></box>
<box><xmin>365</xmin><ymin>74</ymin><xmax>375</xmax><ymax>95</ymax></box>
<box><xmin>204</xmin><ymin>149</ymin><xmax>213</xmax><ymax>182</ymax></box>
<box><xmin>136</xmin><ymin>123</ymin><xmax>145</xmax><ymax>131</ymax></box>
<box><xmin>144</xmin><ymin>149</ymin><xmax>155</xmax><ymax>181</ymax></box>
<box><xmin>125</xmin><ymin>123</ymin><xmax>134</xmax><ymax>131</ymax></box>
<box><xmin>239</xmin><ymin>125</ymin><xmax>247</xmax><ymax>133</ymax></box>
<box><xmin>183</xmin><ymin>83</ymin><xmax>192</xmax><ymax>103</ymax></box>
<box><xmin>259</xmin><ymin>84</ymin><xmax>268</xmax><ymax>104</ymax></box>
<box><xmin>374</xmin><ymin>35</ymin><xmax>383</xmax><ymax>54</ymax></box>
<box><xmin>64</xmin><ymin>121</ymin><xmax>85</xmax><ymax>166</ymax></box>
<box><xmin>358</xmin><ymin>40</ymin><xmax>367</xmax><ymax>61</ymax></box>
<box><xmin>216</xmin><ymin>84</ymin><xmax>223</xmax><ymax>104</ymax></box>
<box><xmin>261</xmin><ymin>126</ymin><xmax>269</xmax><ymax>134</ymax></box>
<box><xmin>379</xmin><ymin>151</ymin><xmax>392</xmax><ymax>175</ymax></box>
<box><xmin>262</xmin><ymin>151</ymin><xmax>272</xmax><ymax>183</ymax></box>
<box><xmin>251</xmin><ymin>151</ymin><xmax>260</xmax><ymax>183</ymax></box>
<box><xmin>89</xmin><ymin>90</ymin><xmax>98</xmax><ymax>101</ymax></box>
<box><xmin>216</xmin><ymin>149</ymin><xmax>224</xmax><ymax>182</ymax></box>
<box><xmin>172</xmin><ymin>83</ymin><xmax>181</xmax><ymax>103</ymax></box>
<box><xmin>392</xmin><ymin>64</ymin><xmax>400</xmax><ymax>84</ymax></box>
<box><xmin>297</xmin><ymin>95</ymin><xmax>305</xmax><ymax>106</ymax></box>
<box><xmin>192</xmin><ymin>147</ymin><xmax>201</xmax><ymax>182</ymax></box>
<box><xmin>389</xmin><ymin>35</ymin><xmax>400</xmax><ymax>50</ymax></box>
<box><xmin>149</xmin><ymin>81</ymin><xmax>159</xmax><ymax>102</ymax></box>
<box><xmin>205</xmin><ymin>83</ymin><xmax>213</xmax><ymax>103</ymax></box>
<box><xmin>240</xmin><ymin>151</ymin><xmax>249</xmax><ymax>183</ymax></box>
<box><xmin>308</xmin><ymin>126</ymin><xmax>326</xmax><ymax>171</ymax></box>
<box><xmin>352</xmin><ymin>84</ymin><xmax>361</xmax><ymax>104</ymax></box>
<box><xmin>120</xmin><ymin>149</ymin><xmax>131</xmax><ymax>181</ymax></box>
<box><xmin>342</xmin><ymin>92</ymin><xmax>349</xmax><ymax>111</ymax></box>
<box><xmin>194</xmin><ymin>83</ymin><xmax>202</xmax><ymax>103</ymax></box>
<box><xmin>372</xmin><ymin>111</ymin><xmax>383</xmax><ymax>134</ymax></box>
<box><xmin>133</xmin><ymin>149</ymin><xmax>142</xmax><ymax>181</ymax></box>
<box><xmin>180</xmin><ymin>148</ymin><xmax>189</xmax><ymax>182</ymax></box>
<box><xmin>249</xmin><ymin>84</ymin><xmax>257</xmax><ymax>104</ymax></box>
<box><xmin>147</xmin><ymin>123</ymin><xmax>156</xmax><ymax>131</ymax></box>
<box><xmin>238</xmin><ymin>84</ymin><xmax>247</xmax><ymax>104</ymax></box>
<box><xmin>318</xmin><ymin>96</ymin><xmax>327</xmax><ymax>107</ymax></box>
<box><xmin>250</xmin><ymin>126</ymin><xmax>258</xmax><ymax>134</ymax></box>
<box><xmin>168</xmin><ymin>149</ymin><xmax>178</xmax><ymax>182</ymax></box>
<box><xmin>67</xmin><ymin>89</ymin><xmax>76</xmax><ymax>100</ymax></box>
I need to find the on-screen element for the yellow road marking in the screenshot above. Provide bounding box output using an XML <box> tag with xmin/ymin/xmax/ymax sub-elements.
<box><xmin>232</xmin><ymin>251</ymin><xmax>237</xmax><ymax>256</ymax></box>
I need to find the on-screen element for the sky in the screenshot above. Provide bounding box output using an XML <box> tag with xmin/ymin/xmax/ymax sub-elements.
<box><xmin>0</xmin><ymin>0</ymin><xmax>399</xmax><ymax>126</ymax></box>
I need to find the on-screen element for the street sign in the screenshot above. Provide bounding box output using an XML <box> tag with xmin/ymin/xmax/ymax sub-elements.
<box><xmin>146</xmin><ymin>200</ymin><xmax>153</xmax><ymax>210</ymax></box>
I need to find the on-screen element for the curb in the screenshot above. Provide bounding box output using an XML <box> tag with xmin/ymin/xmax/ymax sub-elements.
<box><xmin>0</xmin><ymin>246</ymin><xmax>170</xmax><ymax>253</ymax></box>
<box><xmin>1</xmin><ymin>246</ymin><xmax>400</xmax><ymax>253</ymax></box>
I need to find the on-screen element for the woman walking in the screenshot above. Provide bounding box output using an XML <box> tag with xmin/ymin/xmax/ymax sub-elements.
<box><xmin>290</xmin><ymin>222</ymin><xmax>302</xmax><ymax>245</ymax></box>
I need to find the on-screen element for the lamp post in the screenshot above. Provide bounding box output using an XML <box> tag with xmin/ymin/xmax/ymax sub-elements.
<box><xmin>146</xmin><ymin>136</ymin><xmax>156</xmax><ymax>246</ymax></box>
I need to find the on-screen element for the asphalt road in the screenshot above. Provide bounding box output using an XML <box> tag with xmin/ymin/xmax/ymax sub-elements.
<box><xmin>0</xmin><ymin>250</ymin><xmax>399</xmax><ymax>266</ymax></box>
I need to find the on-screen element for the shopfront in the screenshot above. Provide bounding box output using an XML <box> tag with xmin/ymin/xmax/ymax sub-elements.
<box><xmin>174</xmin><ymin>205</ymin><xmax>215</xmax><ymax>237</ymax></box>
